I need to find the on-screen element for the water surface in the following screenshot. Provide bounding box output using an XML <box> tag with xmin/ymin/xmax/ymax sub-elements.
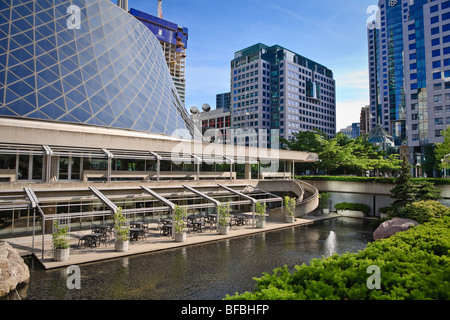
<box><xmin>19</xmin><ymin>217</ymin><xmax>374</xmax><ymax>300</ymax></box>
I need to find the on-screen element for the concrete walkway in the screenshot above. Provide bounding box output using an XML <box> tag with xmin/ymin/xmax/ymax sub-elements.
<box><xmin>2</xmin><ymin>214</ymin><xmax>340</xmax><ymax>270</ymax></box>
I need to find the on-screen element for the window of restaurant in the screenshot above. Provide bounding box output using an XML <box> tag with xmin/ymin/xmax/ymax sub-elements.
<box><xmin>18</xmin><ymin>155</ymin><xmax>29</xmax><ymax>180</ymax></box>
<box><xmin>58</xmin><ymin>156</ymin><xmax>82</xmax><ymax>180</ymax></box>
<box><xmin>113</xmin><ymin>159</ymin><xmax>146</xmax><ymax>171</ymax></box>
<box><xmin>83</xmin><ymin>157</ymin><xmax>108</xmax><ymax>170</ymax></box>
<box><xmin>16</xmin><ymin>155</ymin><xmax>44</xmax><ymax>181</ymax></box>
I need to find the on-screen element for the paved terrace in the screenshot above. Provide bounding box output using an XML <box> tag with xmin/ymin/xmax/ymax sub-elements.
<box><xmin>2</xmin><ymin>214</ymin><xmax>339</xmax><ymax>270</ymax></box>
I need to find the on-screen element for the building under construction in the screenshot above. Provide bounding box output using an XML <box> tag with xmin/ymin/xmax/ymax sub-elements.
<box><xmin>129</xmin><ymin>2</ymin><xmax>188</xmax><ymax>105</ymax></box>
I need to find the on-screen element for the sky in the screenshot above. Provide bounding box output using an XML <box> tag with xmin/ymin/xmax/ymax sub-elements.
<box><xmin>126</xmin><ymin>0</ymin><xmax>377</xmax><ymax>131</ymax></box>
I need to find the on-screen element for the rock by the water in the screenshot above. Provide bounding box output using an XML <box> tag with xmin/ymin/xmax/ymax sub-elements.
<box><xmin>0</xmin><ymin>241</ymin><xmax>30</xmax><ymax>297</ymax></box>
<box><xmin>373</xmin><ymin>218</ymin><xmax>419</xmax><ymax>240</ymax></box>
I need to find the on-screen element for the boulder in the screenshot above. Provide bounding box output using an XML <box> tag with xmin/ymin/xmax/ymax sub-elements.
<box><xmin>0</xmin><ymin>241</ymin><xmax>30</xmax><ymax>297</ymax></box>
<box><xmin>373</xmin><ymin>218</ymin><xmax>419</xmax><ymax>240</ymax></box>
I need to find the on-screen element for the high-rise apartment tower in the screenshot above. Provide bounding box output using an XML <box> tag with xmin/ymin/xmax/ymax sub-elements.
<box><xmin>130</xmin><ymin>6</ymin><xmax>188</xmax><ymax>105</ymax></box>
<box><xmin>368</xmin><ymin>0</ymin><xmax>450</xmax><ymax>161</ymax></box>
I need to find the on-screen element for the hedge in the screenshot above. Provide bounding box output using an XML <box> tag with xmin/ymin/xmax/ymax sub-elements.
<box><xmin>225</xmin><ymin>215</ymin><xmax>450</xmax><ymax>300</ymax></box>
<box><xmin>334</xmin><ymin>202</ymin><xmax>371</xmax><ymax>215</ymax></box>
<box><xmin>296</xmin><ymin>175</ymin><xmax>450</xmax><ymax>185</ymax></box>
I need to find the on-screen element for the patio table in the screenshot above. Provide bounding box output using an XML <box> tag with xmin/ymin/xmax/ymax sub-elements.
<box><xmin>85</xmin><ymin>233</ymin><xmax>104</xmax><ymax>247</ymax></box>
<box><xmin>161</xmin><ymin>224</ymin><xmax>172</xmax><ymax>236</ymax></box>
<box><xmin>130</xmin><ymin>228</ymin><xmax>145</xmax><ymax>241</ymax></box>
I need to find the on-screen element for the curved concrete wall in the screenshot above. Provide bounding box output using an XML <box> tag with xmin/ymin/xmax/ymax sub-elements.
<box><xmin>256</xmin><ymin>179</ymin><xmax>319</xmax><ymax>218</ymax></box>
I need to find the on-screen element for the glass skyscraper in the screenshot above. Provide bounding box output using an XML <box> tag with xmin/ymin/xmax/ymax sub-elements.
<box><xmin>0</xmin><ymin>0</ymin><xmax>193</xmax><ymax>137</ymax></box>
<box><xmin>368</xmin><ymin>0</ymin><xmax>450</xmax><ymax>160</ymax></box>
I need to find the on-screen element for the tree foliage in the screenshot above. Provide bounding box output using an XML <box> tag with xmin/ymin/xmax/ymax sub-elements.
<box><xmin>281</xmin><ymin>131</ymin><xmax>401</xmax><ymax>176</ymax></box>
<box><xmin>435</xmin><ymin>127</ymin><xmax>450</xmax><ymax>170</ymax></box>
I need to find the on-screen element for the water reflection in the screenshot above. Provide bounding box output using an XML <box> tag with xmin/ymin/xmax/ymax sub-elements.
<box><xmin>325</xmin><ymin>231</ymin><xmax>337</xmax><ymax>257</ymax></box>
<box><xmin>14</xmin><ymin>217</ymin><xmax>373</xmax><ymax>300</ymax></box>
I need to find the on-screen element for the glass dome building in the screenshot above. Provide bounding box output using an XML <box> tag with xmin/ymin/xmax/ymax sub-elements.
<box><xmin>0</xmin><ymin>0</ymin><xmax>193</xmax><ymax>137</ymax></box>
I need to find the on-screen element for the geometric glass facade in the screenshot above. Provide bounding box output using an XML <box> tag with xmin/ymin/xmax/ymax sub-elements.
<box><xmin>0</xmin><ymin>0</ymin><xmax>193</xmax><ymax>137</ymax></box>
<box><xmin>368</xmin><ymin>0</ymin><xmax>406</xmax><ymax>146</ymax></box>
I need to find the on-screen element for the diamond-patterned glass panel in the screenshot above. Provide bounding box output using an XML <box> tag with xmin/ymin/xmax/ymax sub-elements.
<box><xmin>0</xmin><ymin>0</ymin><xmax>193</xmax><ymax>137</ymax></box>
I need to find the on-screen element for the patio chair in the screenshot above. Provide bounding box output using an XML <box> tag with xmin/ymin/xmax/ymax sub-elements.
<box><xmin>77</xmin><ymin>232</ymin><xmax>88</xmax><ymax>247</ymax></box>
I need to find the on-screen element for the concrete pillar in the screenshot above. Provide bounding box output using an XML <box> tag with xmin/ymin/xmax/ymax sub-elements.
<box><xmin>245</xmin><ymin>162</ymin><xmax>251</xmax><ymax>180</ymax></box>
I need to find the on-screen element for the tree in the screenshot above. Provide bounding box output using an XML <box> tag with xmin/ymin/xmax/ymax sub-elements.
<box><xmin>422</xmin><ymin>144</ymin><xmax>440</xmax><ymax>177</ymax></box>
<box><xmin>280</xmin><ymin>129</ymin><xmax>327</xmax><ymax>153</ymax></box>
<box><xmin>390</xmin><ymin>154</ymin><xmax>417</xmax><ymax>209</ymax></box>
<box><xmin>283</xmin><ymin>130</ymin><xmax>401</xmax><ymax>176</ymax></box>
<box><xmin>415</xmin><ymin>181</ymin><xmax>442</xmax><ymax>201</ymax></box>
<box><xmin>435</xmin><ymin>127</ymin><xmax>450</xmax><ymax>170</ymax></box>
<box><xmin>280</xmin><ymin>129</ymin><xmax>327</xmax><ymax>174</ymax></box>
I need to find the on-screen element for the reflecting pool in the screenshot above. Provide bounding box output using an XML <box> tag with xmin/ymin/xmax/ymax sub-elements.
<box><xmin>19</xmin><ymin>217</ymin><xmax>374</xmax><ymax>300</ymax></box>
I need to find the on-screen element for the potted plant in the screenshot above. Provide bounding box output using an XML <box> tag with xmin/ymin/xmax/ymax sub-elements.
<box><xmin>284</xmin><ymin>196</ymin><xmax>296</xmax><ymax>223</ymax></box>
<box><xmin>320</xmin><ymin>192</ymin><xmax>331</xmax><ymax>214</ymax></box>
<box><xmin>218</xmin><ymin>202</ymin><xmax>231</xmax><ymax>235</ymax></box>
<box><xmin>174</xmin><ymin>205</ymin><xmax>187</xmax><ymax>242</ymax></box>
<box><xmin>255</xmin><ymin>202</ymin><xmax>267</xmax><ymax>229</ymax></box>
<box><xmin>52</xmin><ymin>220</ymin><xmax>70</xmax><ymax>262</ymax></box>
<box><xmin>114</xmin><ymin>207</ymin><xmax>130</xmax><ymax>252</ymax></box>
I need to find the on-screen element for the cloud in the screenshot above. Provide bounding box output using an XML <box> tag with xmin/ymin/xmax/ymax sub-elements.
<box><xmin>336</xmin><ymin>99</ymin><xmax>369</xmax><ymax>131</ymax></box>
<box><xmin>335</xmin><ymin>70</ymin><xmax>369</xmax><ymax>90</ymax></box>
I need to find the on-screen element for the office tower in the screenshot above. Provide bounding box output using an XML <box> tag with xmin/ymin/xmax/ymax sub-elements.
<box><xmin>360</xmin><ymin>105</ymin><xmax>371</xmax><ymax>135</ymax></box>
<box><xmin>368</xmin><ymin>0</ymin><xmax>450</xmax><ymax>161</ymax></box>
<box><xmin>117</xmin><ymin>0</ymin><xmax>128</xmax><ymax>11</ymax></box>
<box><xmin>216</xmin><ymin>93</ymin><xmax>231</xmax><ymax>110</ymax></box>
<box><xmin>339</xmin><ymin>123</ymin><xmax>361</xmax><ymax>140</ymax></box>
<box><xmin>130</xmin><ymin>8</ymin><xmax>188</xmax><ymax>105</ymax></box>
<box><xmin>230</xmin><ymin>44</ymin><xmax>336</xmax><ymax>148</ymax></box>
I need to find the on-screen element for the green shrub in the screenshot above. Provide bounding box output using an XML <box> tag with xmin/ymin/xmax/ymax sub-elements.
<box><xmin>174</xmin><ymin>205</ymin><xmax>188</xmax><ymax>234</ymax></box>
<box><xmin>389</xmin><ymin>200</ymin><xmax>450</xmax><ymax>224</ymax></box>
<box><xmin>284</xmin><ymin>196</ymin><xmax>296</xmax><ymax>217</ymax></box>
<box><xmin>296</xmin><ymin>175</ymin><xmax>450</xmax><ymax>185</ymax></box>
<box><xmin>218</xmin><ymin>202</ymin><xmax>231</xmax><ymax>227</ymax></box>
<box><xmin>114</xmin><ymin>207</ymin><xmax>130</xmax><ymax>242</ymax></box>
<box><xmin>226</xmin><ymin>215</ymin><xmax>450</xmax><ymax>300</ymax></box>
<box><xmin>52</xmin><ymin>220</ymin><xmax>70</xmax><ymax>249</ymax></box>
<box><xmin>334</xmin><ymin>202</ymin><xmax>371</xmax><ymax>215</ymax></box>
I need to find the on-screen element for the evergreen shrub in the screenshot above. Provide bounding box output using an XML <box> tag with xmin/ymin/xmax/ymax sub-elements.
<box><xmin>226</xmin><ymin>213</ymin><xmax>450</xmax><ymax>300</ymax></box>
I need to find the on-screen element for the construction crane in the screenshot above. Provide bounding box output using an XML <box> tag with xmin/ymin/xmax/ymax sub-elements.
<box><xmin>158</xmin><ymin>0</ymin><xmax>163</xmax><ymax>19</ymax></box>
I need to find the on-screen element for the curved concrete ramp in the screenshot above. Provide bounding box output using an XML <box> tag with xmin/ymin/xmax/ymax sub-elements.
<box><xmin>256</xmin><ymin>179</ymin><xmax>319</xmax><ymax>218</ymax></box>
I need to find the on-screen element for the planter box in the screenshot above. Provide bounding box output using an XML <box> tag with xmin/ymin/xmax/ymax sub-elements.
<box><xmin>54</xmin><ymin>248</ymin><xmax>70</xmax><ymax>262</ymax></box>
<box><xmin>115</xmin><ymin>240</ymin><xmax>129</xmax><ymax>252</ymax></box>
<box><xmin>175</xmin><ymin>232</ymin><xmax>187</xmax><ymax>243</ymax></box>
<box><xmin>256</xmin><ymin>220</ymin><xmax>266</xmax><ymax>229</ymax></box>
<box><xmin>219</xmin><ymin>225</ymin><xmax>230</xmax><ymax>235</ymax></box>
<box><xmin>285</xmin><ymin>216</ymin><xmax>295</xmax><ymax>223</ymax></box>
<box><xmin>323</xmin><ymin>208</ymin><xmax>330</xmax><ymax>214</ymax></box>
<box><xmin>337</xmin><ymin>210</ymin><xmax>365</xmax><ymax>218</ymax></box>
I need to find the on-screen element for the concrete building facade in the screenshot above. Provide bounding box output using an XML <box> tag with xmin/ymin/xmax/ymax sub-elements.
<box><xmin>230</xmin><ymin>44</ymin><xmax>336</xmax><ymax>148</ymax></box>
